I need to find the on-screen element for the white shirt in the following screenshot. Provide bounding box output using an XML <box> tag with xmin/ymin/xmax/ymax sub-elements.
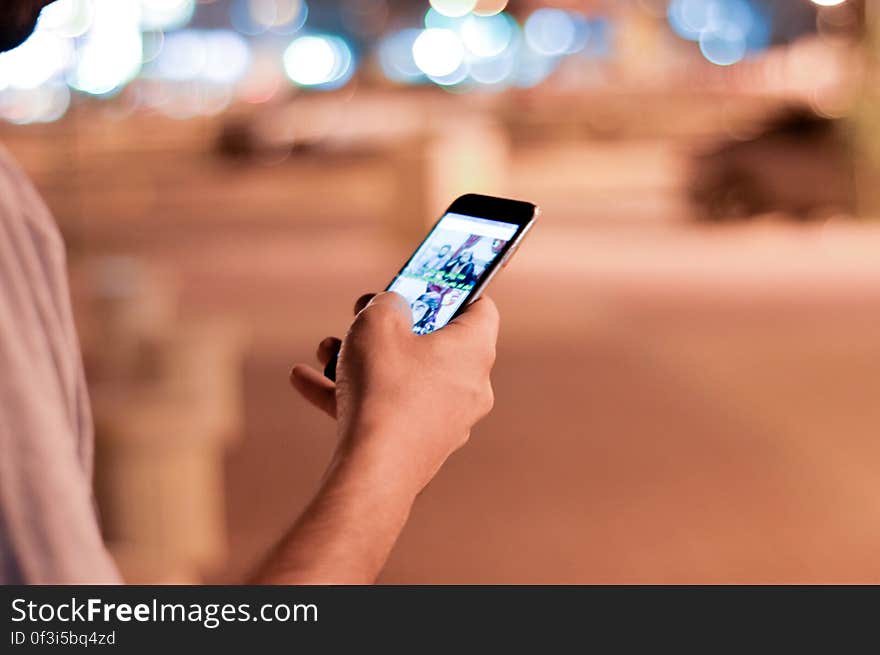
<box><xmin>0</xmin><ymin>146</ymin><xmax>120</xmax><ymax>583</ymax></box>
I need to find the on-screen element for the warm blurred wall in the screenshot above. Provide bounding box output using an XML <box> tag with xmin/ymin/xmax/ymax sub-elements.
<box><xmin>3</xmin><ymin>0</ymin><xmax>880</xmax><ymax>581</ymax></box>
<box><xmin>854</xmin><ymin>0</ymin><xmax>880</xmax><ymax>216</ymax></box>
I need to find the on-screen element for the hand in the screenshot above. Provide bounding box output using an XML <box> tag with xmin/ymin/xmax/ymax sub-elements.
<box><xmin>290</xmin><ymin>292</ymin><xmax>499</xmax><ymax>495</ymax></box>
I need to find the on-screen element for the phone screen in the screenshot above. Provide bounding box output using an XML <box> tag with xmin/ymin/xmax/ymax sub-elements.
<box><xmin>386</xmin><ymin>212</ymin><xmax>520</xmax><ymax>335</ymax></box>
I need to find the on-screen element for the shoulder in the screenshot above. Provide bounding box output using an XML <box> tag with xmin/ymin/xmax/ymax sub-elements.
<box><xmin>0</xmin><ymin>144</ymin><xmax>66</xmax><ymax>260</ymax></box>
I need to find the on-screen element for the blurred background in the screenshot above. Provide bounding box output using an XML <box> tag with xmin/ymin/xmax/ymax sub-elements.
<box><xmin>3</xmin><ymin>0</ymin><xmax>880</xmax><ymax>583</ymax></box>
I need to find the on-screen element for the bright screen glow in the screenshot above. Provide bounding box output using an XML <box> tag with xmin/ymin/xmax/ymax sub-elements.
<box><xmin>387</xmin><ymin>212</ymin><xmax>519</xmax><ymax>335</ymax></box>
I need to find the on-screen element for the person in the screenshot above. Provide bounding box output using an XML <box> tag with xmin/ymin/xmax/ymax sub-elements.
<box><xmin>442</xmin><ymin>250</ymin><xmax>478</xmax><ymax>288</ymax></box>
<box><xmin>418</xmin><ymin>244</ymin><xmax>452</xmax><ymax>275</ymax></box>
<box><xmin>0</xmin><ymin>2</ymin><xmax>499</xmax><ymax>585</ymax></box>
<box><xmin>411</xmin><ymin>291</ymin><xmax>443</xmax><ymax>335</ymax></box>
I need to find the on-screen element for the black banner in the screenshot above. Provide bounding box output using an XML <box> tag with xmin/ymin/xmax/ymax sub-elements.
<box><xmin>1</xmin><ymin>585</ymin><xmax>875</xmax><ymax>650</ymax></box>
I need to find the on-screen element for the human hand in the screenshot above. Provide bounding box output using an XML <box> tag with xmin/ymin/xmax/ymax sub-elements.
<box><xmin>290</xmin><ymin>292</ymin><xmax>499</xmax><ymax>494</ymax></box>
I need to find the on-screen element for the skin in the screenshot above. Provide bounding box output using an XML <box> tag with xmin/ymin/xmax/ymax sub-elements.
<box><xmin>254</xmin><ymin>292</ymin><xmax>498</xmax><ymax>583</ymax></box>
<box><xmin>3</xmin><ymin>2</ymin><xmax>501</xmax><ymax>585</ymax></box>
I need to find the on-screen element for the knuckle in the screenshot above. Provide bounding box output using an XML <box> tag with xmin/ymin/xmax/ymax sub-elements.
<box><xmin>481</xmin><ymin>384</ymin><xmax>495</xmax><ymax>415</ymax></box>
<box><xmin>484</xmin><ymin>343</ymin><xmax>497</xmax><ymax>368</ymax></box>
<box><xmin>366</xmin><ymin>299</ymin><xmax>407</xmax><ymax>324</ymax></box>
<box><xmin>357</xmin><ymin>303</ymin><xmax>392</xmax><ymax>329</ymax></box>
<box><xmin>478</xmin><ymin>298</ymin><xmax>500</xmax><ymax>327</ymax></box>
<box><xmin>485</xmin><ymin>298</ymin><xmax>500</xmax><ymax>320</ymax></box>
<box><xmin>469</xmin><ymin>341</ymin><xmax>496</xmax><ymax>371</ymax></box>
<box><xmin>466</xmin><ymin>378</ymin><xmax>494</xmax><ymax>416</ymax></box>
<box><xmin>349</xmin><ymin>303</ymin><xmax>409</xmax><ymax>352</ymax></box>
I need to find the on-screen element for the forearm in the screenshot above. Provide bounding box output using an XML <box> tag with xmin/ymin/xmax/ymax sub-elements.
<box><xmin>251</xmin><ymin>430</ymin><xmax>418</xmax><ymax>585</ymax></box>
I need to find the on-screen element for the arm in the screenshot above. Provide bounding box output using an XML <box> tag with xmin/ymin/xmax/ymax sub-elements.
<box><xmin>250</xmin><ymin>435</ymin><xmax>416</xmax><ymax>584</ymax></box>
<box><xmin>252</xmin><ymin>291</ymin><xmax>498</xmax><ymax>584</ymax></box>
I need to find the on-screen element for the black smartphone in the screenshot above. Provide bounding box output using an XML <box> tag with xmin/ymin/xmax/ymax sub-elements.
<box><xmin>325</xmin><ymin>193</ymin><xmax>539</xmax><ymax>381</ymax></box>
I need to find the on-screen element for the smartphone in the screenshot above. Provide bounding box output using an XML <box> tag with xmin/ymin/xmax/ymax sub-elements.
<box><xmin>325</xmin><ymin>193</ymin><xmax>539</xmax><ymax>380</ymax></box>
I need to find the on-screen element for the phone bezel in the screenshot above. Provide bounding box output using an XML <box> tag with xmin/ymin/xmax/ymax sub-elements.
<box><xmin>385</xmin><ymin>193</ymin><xmax>539</xmax><ymax>328</ymax></box>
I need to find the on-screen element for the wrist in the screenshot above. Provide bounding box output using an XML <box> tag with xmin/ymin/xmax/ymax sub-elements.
<box><xmin>329</xmin><ymin>419</ymin><xmax>424</xmax><ymax>505</ymax></box>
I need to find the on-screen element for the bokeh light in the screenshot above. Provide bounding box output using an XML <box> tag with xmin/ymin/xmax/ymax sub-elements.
<box><xmin>424</xmin><ymin>7</ymin><xmax>465</xmax><ymax>31</ymax></box>
<box><xmin>524</xmin><ymin>8</ymin><xmax>576</xmax><ymax>57</ymax></box>
<box><xmin>460</xmin><ymin>13</ymin><xmax>514</xmax><ymax>59</ymax></box>
<box><xmin>68</xmin><ymin>0</ymin><xmax>143</xmax><ymax>96</ymax></box>
<box><xmin>156</xmin><ymin>31</ymin><xmax>206</xmax><ymax>81</ymax></box>
<box><xmin>230</xmin><ymin>0</ymin><xmax>266</xmax><ymax>35</ymax></box>
<box><xmin>469</xmin><ymin>48</ymin><xmax>516</xmax><ymax>85</ymax></box>
<box><xmin>253</xmin><ymin>0</ymin><xmax>309</xmax><ymax>34</ymax></box>
<box><xmin>231</xmin><ymin>0</ymin><xmax>307</xmax><ymax>36</ymax></box>
<box><xmin>202</xmin><ymin>31</ymin><xmax>252</xmax><ymax>85</ymax></box>
<box><xmin>565</xmin><ymin>12</ymin><xmax>591</xmax><ymax>55</ymax></box>
<box><xmin>584</xmin><ymin>17</ymin><xmax>612</xmax><ymax>59</ymax></box>
<box><xmin>428</xmin><ymin>61</ymin><xmax>470</xmax><ymax>87</ymax></box>
<box><xmin>668</xmin><ymin>0</ymin><xmax>767</xmax><ymax>65</ymax></box>
<box><xmin>699</xmin><ymin>24</ymin><xmax>747</xmax><ymax>66</ymax></box>
<box><xmin>141</xmin><ymin>30</ymin><xmax>165</xmax><ymax>64</ymax></box>
<box><xmin>378</xmin><ymin>29</ymin><xmax>424</xmax><ymax>83</ymax></box>
<box><xmin>284</xmin><ymin>36</ymin><xmax>335</xmax><ymax>85</ymax></box>
<box><xmin>667</xmin><ymin>0</ymin><xmax>716</xmax><ymax>41</ymax></box>
<box><xmin>283</xmin><ymin>34</ymin><xmax>354</xmax><ymax>88</ymax></box>
<box><xmin>153</xmin><ymin>30</ymin><xmax>252</xmax><ymax>84</ymax></box>
<box><xmin>0</xmin><ymin>0</ymin><xmax>802</xmax><ymax>114</ymax></box>
<box><xmin>412</xmin><ymin>28</ymin><xmax>465</xmax><ymax>78</ymax></box>
<box><xmin>511</xmin><ymin>42</ymin><xmax>559</xmax><ymax>88</ymax></box>
<box><xmin>0</xmin><ymin>27</ymin><xmax>73</xmax><ymax>91</ymax></box>
<box><xmin>139</xmin><ymin>0</ymin><xmax>195</xmax><ymax>31</ymax></box>
<box><xmin>0</xmin><ymin>84</ymin><xmax>71</xmax><ymax>124</ymax></box>
<box><xmin>429</xmin><ymin>0</ymin><xmax>477</xmax><ymax>19</ymax></box>
<box><xmin>38</xmin><ymin>0</ymin><xmax>95</xmax><ymax>38</ymax></box>
<box><xmin>473</xmin><ymin>0</ymin><xmax>508</xmax><ymax>17</ymax></box>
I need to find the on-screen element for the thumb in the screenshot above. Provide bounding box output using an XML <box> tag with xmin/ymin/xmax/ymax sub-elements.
<box><xmin>359</xmin><ymin>291</ymin><xmax>414</xmax><ymax>329</ymax></box>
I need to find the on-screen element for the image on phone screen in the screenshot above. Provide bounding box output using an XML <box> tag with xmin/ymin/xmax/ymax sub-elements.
<box><xmin>386</xmin><ymin>212</ymin><xmax>519</xmax><ymax>335</ymax></box>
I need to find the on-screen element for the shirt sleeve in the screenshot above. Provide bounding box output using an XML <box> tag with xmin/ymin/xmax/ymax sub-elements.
<box><xmin>0</xmin><ymin>149</ymin><xmax>121</xmax><ymax>584</ymax></box>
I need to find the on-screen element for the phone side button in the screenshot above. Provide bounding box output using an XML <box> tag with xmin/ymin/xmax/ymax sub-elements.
<box><xmin>500</xmin><ymin>248</ymin><xmax>516</xmax><ymax>268</ymax></box>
